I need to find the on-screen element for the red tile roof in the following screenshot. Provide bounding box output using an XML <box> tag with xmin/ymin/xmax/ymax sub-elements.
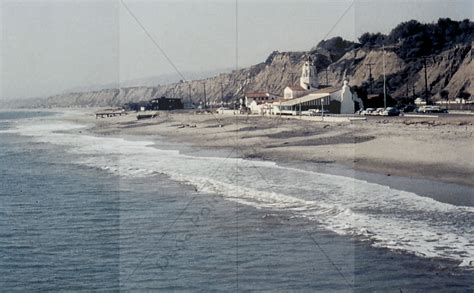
<box><xmin>245</xmin><ymin>92</ymin><xmax>270</xmax><ymax>98</ymax></box>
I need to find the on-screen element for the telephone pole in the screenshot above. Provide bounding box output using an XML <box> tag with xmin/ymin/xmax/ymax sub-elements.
<box><xmin>202</xmin><ymin>81</ymin><xmax>207</xmax><ymax>109</ymax></box>
<box><xmin>406</xmin><ymin>83</ymin><xmax>409</xmax><ymax>100</ymax></box>
<box><xmin>365</xmin><ymin>62</ymin><xmax>375</xmax><ymax>94</ymax></box>
<box><xmin>188</xmin><ymin>83</ymin><xmax>192</xmax><ymax>105</ymax></box>
<box><xmin>422</xmin><ymin>56</ymin><xmax>429</xmax><ymax>104</ymax></box>
<box><xmin>382</xmin><ymin>45</ymin><xmax>387</xmax><ymax>108</ymax></box>
<box><xmin>220</xmin><ymin>82</ymin><xmax>225</xmax><ymax>106</ymax></box>
<box><xmin>323</xmin><ymin>68</ymin><xmax>329</xmax><ymax>86</ymax></box>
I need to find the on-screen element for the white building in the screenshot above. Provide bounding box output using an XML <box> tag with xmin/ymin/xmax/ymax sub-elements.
<box><xmin>283</xmin><ymin>86</ymin><xmax>307</xmax><ymax>100</ymax></box>
<box><xmin>245</xmin><ymin>57</ymin><xmax>363</xmax><ymax>116</ymax></box>
<box><xmin>273</xmin><ymin>56</ymin><xmax>363</xmax><ymax>115</ymax></box>
<box><xmin>244</xmin><ymin>91</ymin><xmax>279</xmax><ymax>114</ymax></box>
<box><xmin>273</xmin><ymin>81</ymin><xmax>363</xmax><ymax>115</ymax></box>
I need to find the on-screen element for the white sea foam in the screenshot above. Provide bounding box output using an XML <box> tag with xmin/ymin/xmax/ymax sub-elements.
<box><xmin>9</xmin><ymin>118</ymin><xmax>474</xmax><ymax>268</ymax></box>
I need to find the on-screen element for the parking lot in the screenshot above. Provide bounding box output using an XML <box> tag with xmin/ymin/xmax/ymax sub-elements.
<box><xmin>364</xmin><ymin>112</ymin><xmax>474</xmax><ymax>124</ymax></box>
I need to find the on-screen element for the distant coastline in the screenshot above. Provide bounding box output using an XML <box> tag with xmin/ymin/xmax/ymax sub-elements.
<box><xmin>6</xmin><ymin>18</ymin><xmax>472</xmax><ymax>110</ymax></box>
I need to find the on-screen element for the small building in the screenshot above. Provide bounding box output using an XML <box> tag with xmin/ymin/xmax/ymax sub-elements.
<box><xmin>283</xmin><ymin>86</ymin><xmax>307</xmax><ymax>100</ymax></box>
<box><xmin>123</xmin><ymin>101</ymin><xmax>151</xmax><ymax>112</ymax></box>
<box><xmin>244</xmin><ymin>92</ymin><xmax>279</xmax><ymax>114</ymax></box>
<box><xmin>150</xmin><ymin>96</ymin><xmax>183</xmax><ymax>110</ymax></box>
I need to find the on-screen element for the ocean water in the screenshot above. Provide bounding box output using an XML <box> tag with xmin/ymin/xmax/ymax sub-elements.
<box><xmin>0</xmin><ymin>110</ymin><xmax>473</xmax><ymax>291</ymax></box>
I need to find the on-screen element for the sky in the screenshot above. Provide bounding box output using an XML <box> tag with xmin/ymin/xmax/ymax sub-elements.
<box><xmin>1</xmin><ymin>0</ymin><xmax>472</xmax><ymax>100</ymax></box>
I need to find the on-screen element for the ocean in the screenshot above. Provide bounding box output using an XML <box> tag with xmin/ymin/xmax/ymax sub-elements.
<box><xmin>0</xmin><ymin>110</ymin><xmax>473</xmax><ymax>291</ymax></box>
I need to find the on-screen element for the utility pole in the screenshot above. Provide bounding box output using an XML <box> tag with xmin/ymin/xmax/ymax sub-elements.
<box><xmin>321</xmin><ymin>97</ymin><xmax>325</xmax><ymax>120</ymax></box>
<box><xmin>202</xmin><ymin>81</ymin><xmax>207</xmax><ymax>109</ymax></box>
<box><xmin>323</xmin><ymin>68</ymin><xmax>329</xmax><ymax>86</ymax></box>
<box><xmin>422</xmin><ymin>56</ymin><xmax>429</xmax><ymax>104</ymax></box>
<box><xmin>406</xmin><ymin>83</ymin><xmax>409</xmax><ymax>100</ymax></box>
<box><xmin>188</xmin><ymin>83</ymin><xmax>192</xmax><ymax>105</ymax></box>
<box><xmin>220</xmin><ymin>82</ymin><xmax>225</xmax><ymax>106</ymax></box>
<box><xmin>237</xmin><ymin>77</ymin><xmax>248</xmax><ymax>110</ymax></box>
<box><xmin>382</xmin><ymin>45</ymin><xmax>387</xmax><ymax>108</ymax></box>
<box><xmin>365</xmin><ymin>63</ymin><xmax>375</xmax><ymax>94</ymax></box>
<box><xmin>290</xmin><ymin>72</ymin><xmax>295</xmax><ymax>85</ymax></box>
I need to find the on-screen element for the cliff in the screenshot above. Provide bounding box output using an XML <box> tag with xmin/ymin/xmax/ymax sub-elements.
<box><xmin>13</xmin><ymin>17</ymin><xmax>473</xmax><ymax>108</ymax></box>
<box><xmin>28</xmin><ymin>42</ymin><xmax>470</xmax><ymax>108</ymax></box>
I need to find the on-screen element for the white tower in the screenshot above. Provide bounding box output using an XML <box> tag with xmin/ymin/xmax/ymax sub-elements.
<box><xmin>299</xmin><ymin>57</ymin><xmax>319</xmax><ymax>90</ymax></box>
<box><xmin>340</xmin><ymin>79</ymin><xmax>355</xmax><ymax>114</ymax></box>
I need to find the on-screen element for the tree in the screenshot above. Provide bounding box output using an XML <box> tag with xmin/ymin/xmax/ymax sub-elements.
<box><xmin>459</xmin><ymin>91</ymin><xmax>471</xmax><ymax>100</ymax></box>
<box><xmin>439</xmin><ymin>89</ymin><xmax>449</xmax><ymax>108</ymax></box>
<box><xmin>358</xmin><ymin>32</ymin><xmax>387</xmax><ymax>47</ymax></box>
<box><xmin>388</xmin><ymin>20</ymin><xmax>424</xmax><ymax>43</ymax></box>
<box><xmin>312</xmin><ymin>37</ymin><xmax>358</xmax><ymax>61</ymax></box>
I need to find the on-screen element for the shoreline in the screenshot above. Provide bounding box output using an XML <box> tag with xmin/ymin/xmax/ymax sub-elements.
<box><xmin>4</xmin><ymin>109</ymin><xmax>474</xmax><ymax>273</ymax></box>
<box><xmin>64</xmin><ymin>109</ymin><xmax>474</xmax><ymax>189</ymax></box>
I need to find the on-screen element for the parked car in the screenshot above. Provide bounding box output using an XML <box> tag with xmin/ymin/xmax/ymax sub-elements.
<box><xmin>418</xmin><ymin>105</ymin><xmax>433</xmax><ymax>113</ymax></box>
<box><xmin>402</xmin><ymin>104</ymin><xmax>417</xmax><ymax>112</ymax></box>
<box><xmin>305</xmin><ymin>109</ymin><xmax>320</xmax><ymax>116</ymax></box>
<box><xmin>381</xmin><ymin>107</ymin><xmax>400</xmax><ymax>116</ymax></box>
<box><xmin>307</xmin><ymin>109</ymin><xmax>330</xmax><ymax>115</ymax></box>
<box><xmin>363</xmin><ymin>108</ymin><xmax>376</xmax><ymax>115</ymax></box>
<box><xmin>418</xmin><ymin>105</ymin><xmax>448</xmax><ymax>113</ymax></box>
<box><xmin>316</xmin><ymin>109</ymin><xmax>330</xmax><ymax>114</ymax></box>
<box><xmin>375</xmin><ymin>108</ymin><xmax>385</xmax><ymax>115</ymax></box>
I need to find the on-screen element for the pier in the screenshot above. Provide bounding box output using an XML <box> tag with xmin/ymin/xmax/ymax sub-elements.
<box><xmin>95</xmin><ymin>111</ymin><xmax>128</xmax><ymax>119</ymax></box>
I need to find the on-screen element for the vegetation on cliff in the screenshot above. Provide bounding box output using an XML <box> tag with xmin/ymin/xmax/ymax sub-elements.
<box><xmin>359</xmin><ymin>18</ymin><xmax>473</xmax><ymax>59</ymax></box>
<box><xmin>14</xmin><ymin>18</ymin><xmax>472</xmax><ymax>108</ymax></box>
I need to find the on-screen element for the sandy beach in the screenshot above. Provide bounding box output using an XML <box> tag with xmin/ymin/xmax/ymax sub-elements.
<box><xmin>66</xmin><ymin>109</ymin><xmax>474</xmax><ymax>187</ymax></box>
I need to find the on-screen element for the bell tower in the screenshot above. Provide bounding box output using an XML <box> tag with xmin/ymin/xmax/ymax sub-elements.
<box><xmin>299</xmin><ymin>57</ymin><xmax>319</xmax><ymax>90</ymax></box>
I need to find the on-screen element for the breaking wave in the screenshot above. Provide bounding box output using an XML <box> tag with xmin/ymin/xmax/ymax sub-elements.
<box><xmin>5</xmin><ymin>118</ymin><xmax>474</xmax><ymax>268</ymax></box>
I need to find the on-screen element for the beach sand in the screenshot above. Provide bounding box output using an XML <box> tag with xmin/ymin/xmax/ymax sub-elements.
<box><xmin>66</xmin><ymin>110</ymin><xmax>474</xmax><ymax>187</ymax></box>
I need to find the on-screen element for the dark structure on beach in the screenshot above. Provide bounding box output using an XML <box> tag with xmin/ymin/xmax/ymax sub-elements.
<box><xmin>123</xmin><ymin>101</ymin><xmax>151</xmax><ymax>112</ymax></box>
<box><xmin>150</xmin><ymin>96</ymin><xmax>183</xmax><ymax>110</ymax></box>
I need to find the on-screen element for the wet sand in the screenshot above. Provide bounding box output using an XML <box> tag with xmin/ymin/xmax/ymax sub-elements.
<box><xmin>65</xmin><ymin>109</ymin><xmax>474</xmax><ymax>187</ymax></box>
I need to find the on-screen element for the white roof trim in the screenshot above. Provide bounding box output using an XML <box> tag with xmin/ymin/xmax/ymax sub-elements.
<box><xmin>277</xmin><ymin>93</ymin><xmax>332</xmax><ymax>106</ymax></box>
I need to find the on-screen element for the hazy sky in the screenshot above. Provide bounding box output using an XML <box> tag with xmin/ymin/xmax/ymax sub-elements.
<box><xmin>1</xmin><ymin>0</ymin><xmax>472</xmax><ymax>99</ymax></box>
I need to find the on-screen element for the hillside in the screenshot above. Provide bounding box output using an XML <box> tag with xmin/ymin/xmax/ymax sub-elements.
<box><xmin>14</xmin><ymin>18</ymin><xmax>473</xmax><ymax>108</ymax></box>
